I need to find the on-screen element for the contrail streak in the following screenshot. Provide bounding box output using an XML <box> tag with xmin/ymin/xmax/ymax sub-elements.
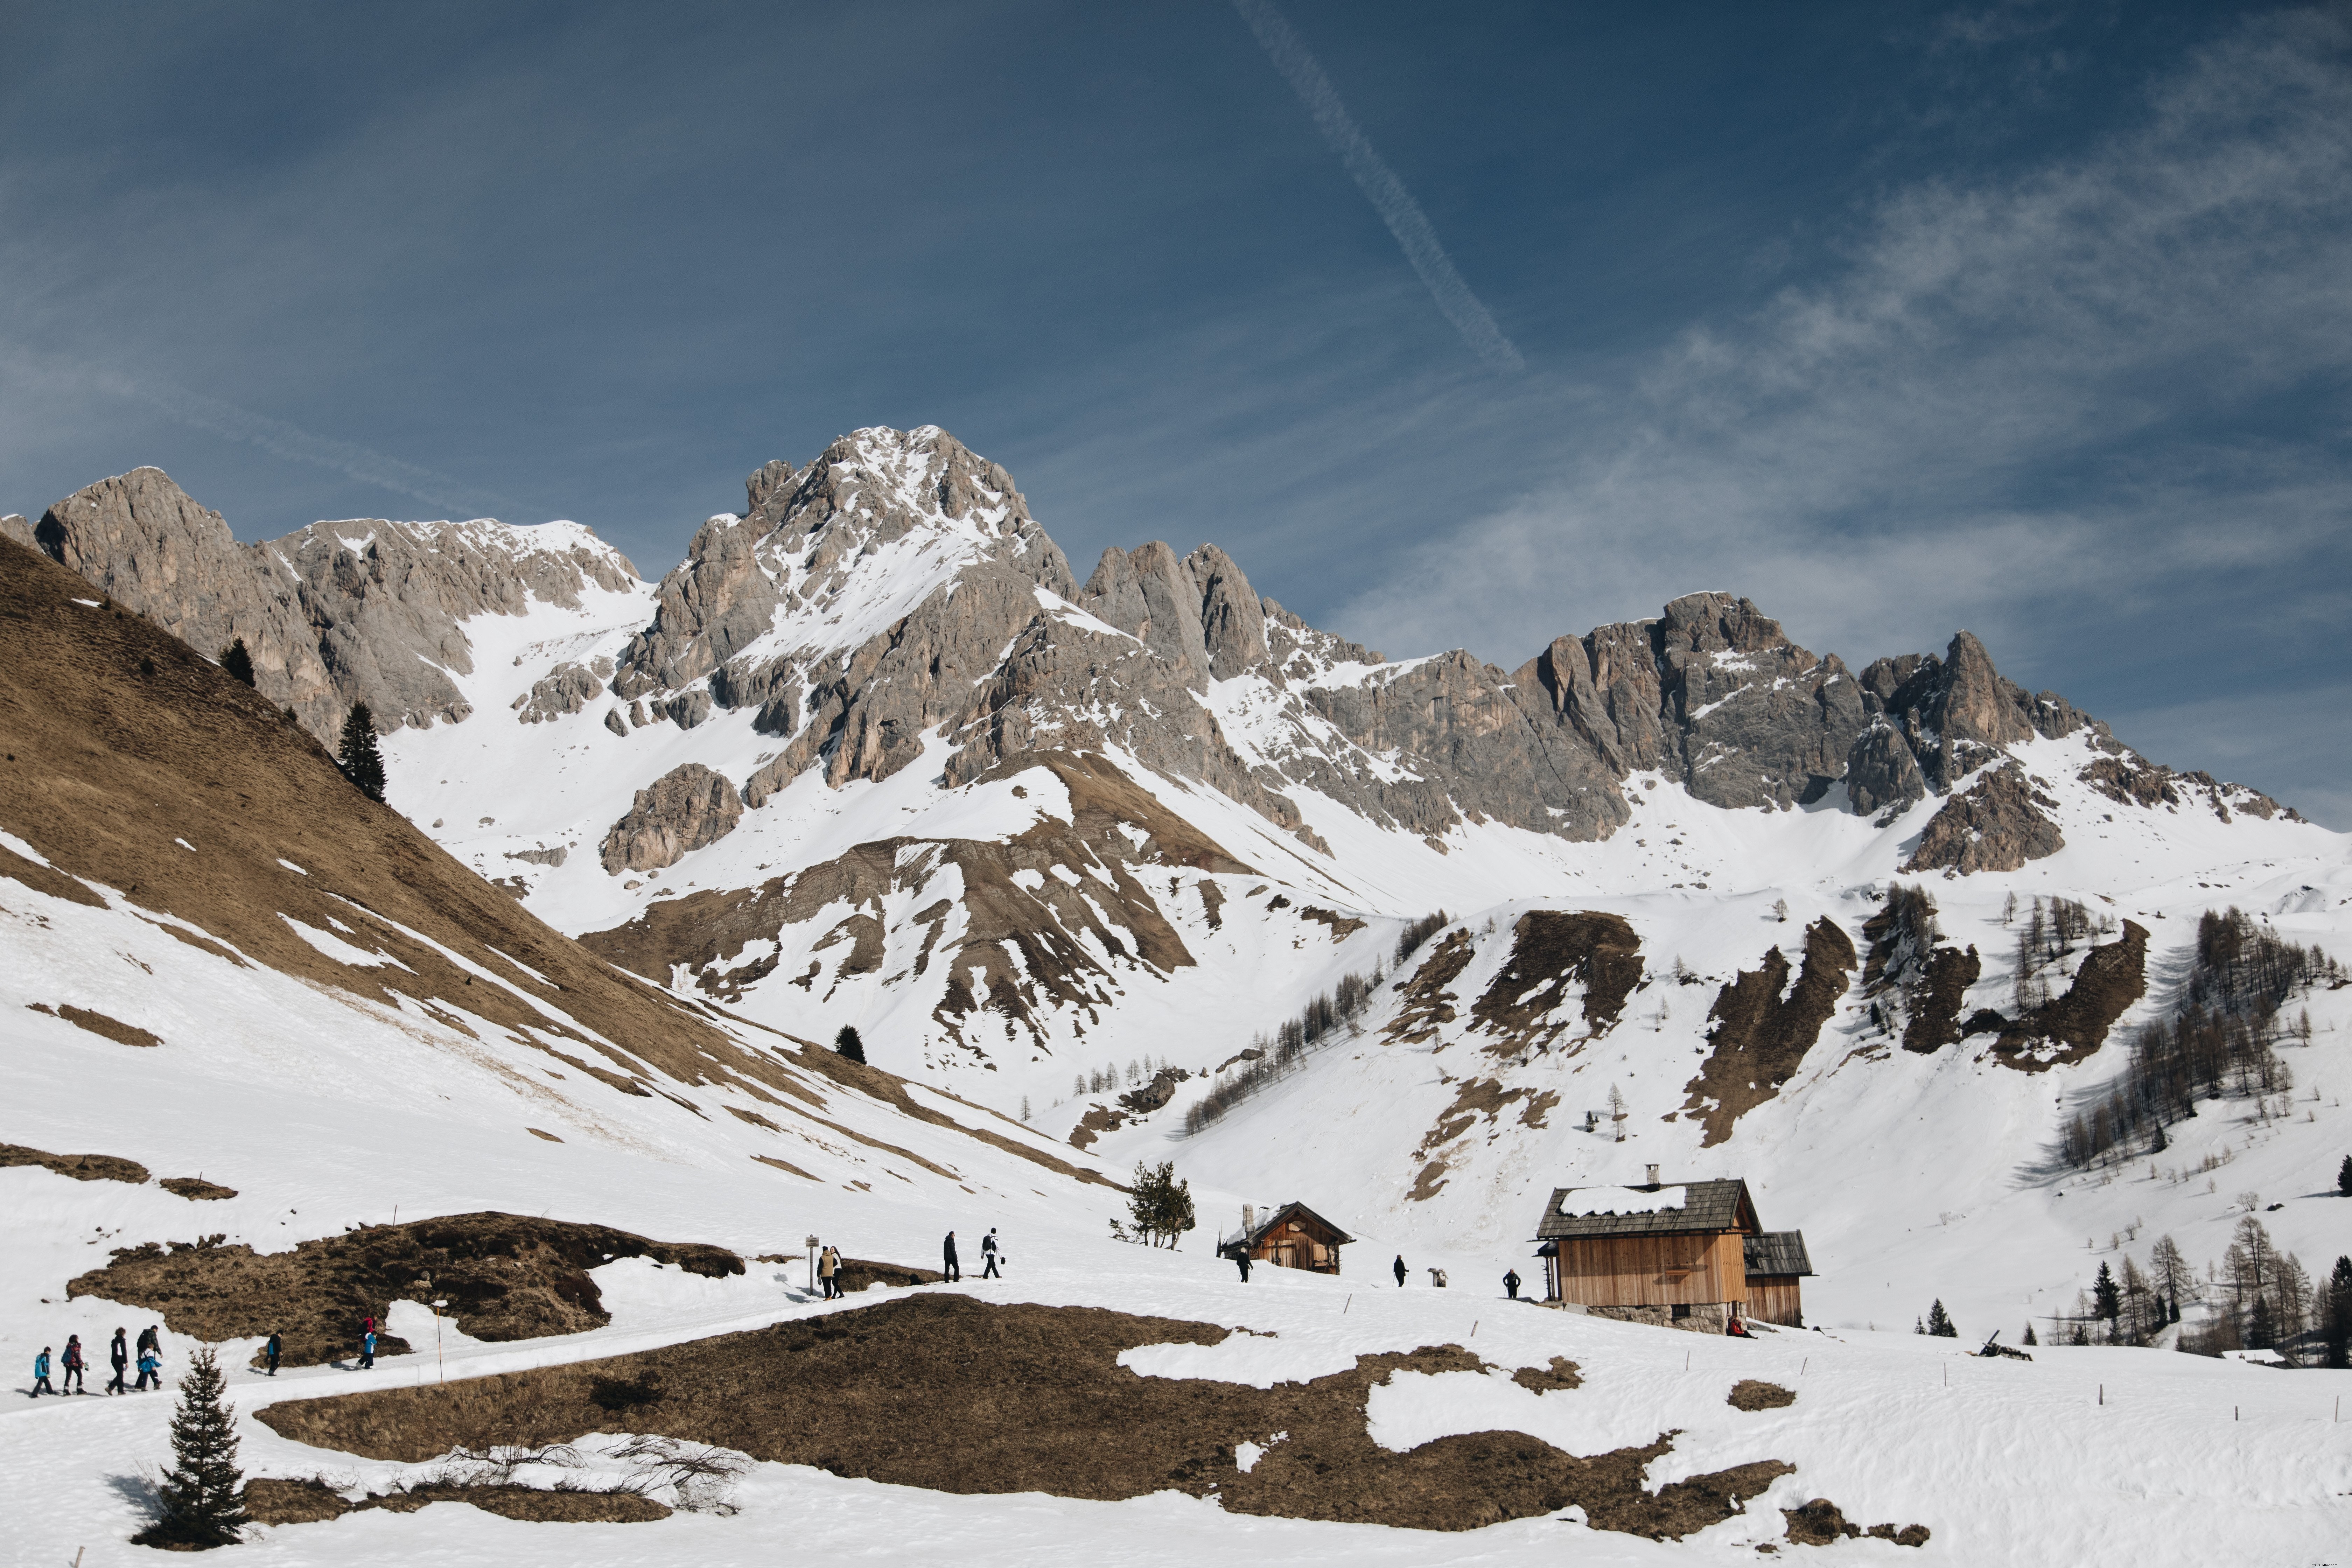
<box><xmin>1232</xmin><ymin>0</ymin><xmax>1524</xmax><ymax>372</ymax></box>
<box><xmin>2</xmin><ymin>341</ymin><xmax>506</xmax><ymax>518</ymax></box>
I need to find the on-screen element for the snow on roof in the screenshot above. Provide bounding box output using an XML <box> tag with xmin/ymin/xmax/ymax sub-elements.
<box><xmin>1557</xmin><ymin>1184</ymin><xmax>1685</xmax><ymax>1217</ymax></box>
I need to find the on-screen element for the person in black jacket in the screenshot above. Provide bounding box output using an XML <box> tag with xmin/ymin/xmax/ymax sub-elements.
<box><xmin>1235</xmin><ymin>1250</ymin><xmax>1253</xmax><ymax>1283</ymax></box>
<box><xmin>1393</xmin><ymin>1254</ymin><xmax>1408</xmax><ymax>1287</ymax></box>
<box><xmin>107</xmin><ymin>1328</ymin><xmax>128</xmax><ymax>1394</ymax></box>
<box><xmin>1503</xmin><ymin>1269</ymin><xmax>1521</xmax><ymax>1300</ymax></box>
<box><xmin>942</xmin><ymin>1231</ymin><xmax>960</xmax><ymax>1282</ymax></box>
<box><xmin>61</xmin><ymin>1335</ymin><xmax>85</xmax><ymax>1394</ymax></box>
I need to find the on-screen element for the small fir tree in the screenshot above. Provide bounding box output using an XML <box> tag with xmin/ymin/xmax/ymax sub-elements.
<box><xmin>336</xmin><ymin>703</ymin><xmax>386</xmax><ymax>803</ymax></box>
<box><xmin>217</xmin><ymin>638</ymin><xmax>256</xmax><ymax>688</ymax></box>
<box><xmin>133</xmin><ymin>1343</ymin><xmax>248</xmax><ymax>1549</ymax></box>
<box><xmin>833</xmin><ymin>1026</ymin><xmax>866</xmax><ymax>1064</ymax></box>
<box><xmin>2247</xmin><ymin>1295</ymin><xmax>2275</xmax><ymax>1350</ymax></box>
<box><xmin>1925</xmin><ymin>1299</ymin><xmax>1957</xmax><ymax>1338</ymax></box>
<box><xmin>2324</xmin><ymin>1255</ymin><xmax>2352</xmax><ymax>1370</ymax></box>
<box><xmin>2338</xmin><ymin>1155</ymin><xmax>2351</xmax><ymax>1198</ymax></box>
<box><xmin>1126</xmin><ymin>1160</ymin><xmax>1197</xmax><ymax>1249</ymax></box>
<box><xmin>2022</xmin><ymin>1322</ymin><xmax>2038</xmax><ymax>1346</ymax></box>
<box><xmin>2092</xmin><ymin>1262</ymin><xmax>2121</xmax><ymax>1334</ymax></box>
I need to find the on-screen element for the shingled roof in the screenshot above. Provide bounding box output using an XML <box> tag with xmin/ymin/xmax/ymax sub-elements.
<box><xmin>1216</xmin><ymin>1201</ymin><xmax>1354</xmax><ymax>1257</ymax></box>
<box><xmin>1533</xmin><ymin>1178</ymin><xmax>1758</xmax><ymax>1240</ymax></box>
<box><xmin>1744</xmin><ymin>1230</ymin><xmax>1813</xmax><ymax>1277</ymax></box>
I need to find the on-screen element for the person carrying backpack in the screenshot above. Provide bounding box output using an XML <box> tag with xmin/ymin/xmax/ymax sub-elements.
<box><xmin>264</xmin><ymin>1331</ymin><xmax>282</xmax><ymax>1376</ymax></box>
<box><xmin>942</xmin><ymin>1231</ymin><xmax>960</xmax><ymax>1283</ymax></box>
<box><xmin>816</xmin><ymin>1246</ymin><xmax>838</xmax><ymax>1300</ymax></box>
<box><xmin>61</xmin><ymin>1335</ymin><xmax>85</xmax><ymax>1393</ymax></box>
<box><xmin>981</xmin><ymin>1228</ymin><xmax>1002</xmax><ymax>1280</ymax></box>
<box><xmin>358</xmin><ymin>1327</ymin><xmax>377</xmax><ymax>1370</ymax></box>
<box><xmin>31</xmin><ymin>1347</ymin><xmax>54</xmax><ymax>1397</ymax></box>
<box><xmin>107</xmin><ymin>1327</ymin><xmax>128</xmax><ymax>1394</ymax></box>
<box><xmin>134</xmin><ymin>1344</ymin><xmax>161</xmax><ymax>1391</ymax></box>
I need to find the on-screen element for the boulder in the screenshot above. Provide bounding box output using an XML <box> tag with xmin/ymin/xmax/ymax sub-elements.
<box><xmin>600</xmin><ymin>764</ymin><xmax>744</xmax><ymax>874</ymax></box>
<box><xmin>1902</xmin><ymin>764</ymin><xmax>2065</xmax><ymax>875</ymax></box>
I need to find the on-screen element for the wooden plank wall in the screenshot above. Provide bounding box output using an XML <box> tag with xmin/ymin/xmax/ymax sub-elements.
<box><xmin>1554</xmin><ymin>1232</ymin><xmax>1750</xmax><ymax>1307</ymax></box>
<box><xmin>1746</xmin><ymin>1277</ymin><xmax>1804</xmax><ymax>1326</ymax></box>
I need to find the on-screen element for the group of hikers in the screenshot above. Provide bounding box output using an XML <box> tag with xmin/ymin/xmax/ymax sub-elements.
<box><xmin>29</xmin><ymin>1325</ymin><xmax>165</xmax><ymax>1397</ymax></box>
<box><xmin>809</xmin><ymin>1228</ymin><xmax>1005</xmax><ymax>1296</ymax></box>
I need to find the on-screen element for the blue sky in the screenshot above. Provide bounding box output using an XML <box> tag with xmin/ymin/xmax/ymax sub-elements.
<box><xmin>4</xmin><ymin>2</ymin><xmax>2347</xmax><ymax>822</ymax></box>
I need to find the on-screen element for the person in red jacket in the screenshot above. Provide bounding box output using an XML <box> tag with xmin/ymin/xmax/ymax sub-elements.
<box><xmin>60</xmin><ymin>1335</ymin><xmax>86</xmax><ymax>1394</ymax></box>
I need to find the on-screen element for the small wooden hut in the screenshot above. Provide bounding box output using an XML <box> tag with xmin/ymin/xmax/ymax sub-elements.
<box><xmin>1742</xmin><ymin>1230</ymin><xmax>1813</xmax><ymax>1327</ymax></box>
<box><xmin>1531</xmin><ymin>1175</ymin><xmax>1779</xmax><ymax>1333</ymax></box>
<box><xmin>1217</xmin><ymin>1202</ymin><xmax>1352</xmax><ymax>1275</ymax></box>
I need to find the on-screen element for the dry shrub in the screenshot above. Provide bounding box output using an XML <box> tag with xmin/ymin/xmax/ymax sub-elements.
<box><xmin>1727</xmin><ymin>1379</ymin><xmax>1796</xmax><ymax>1411</ymax></box>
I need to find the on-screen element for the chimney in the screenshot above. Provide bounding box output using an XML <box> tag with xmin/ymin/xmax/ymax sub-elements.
<box><xmin>1645</xmin><ymin>1164</ymin><xmax>1661</xmax><ymax>1189</ymax></box>
<box><xmin>1242</xmin><ymin>1203</ymin><xmax>1255</xmax><ymax>1233</ymax></box>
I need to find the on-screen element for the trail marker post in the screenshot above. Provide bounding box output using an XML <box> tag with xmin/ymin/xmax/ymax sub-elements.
<box><xmin>806</xmin><ymin>1234</ymin><xmax>819</xmax><ymax>1294</ymax></box>
<box><xmin>432</xmin><ymin>1300</ymin><xmax>448</xmax><ymax>1384</ymax></box>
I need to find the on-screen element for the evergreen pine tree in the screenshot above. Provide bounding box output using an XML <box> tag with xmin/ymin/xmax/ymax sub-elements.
<box><xmin>217</xmin><ymin>638</ymin><xmax>255</xmax><ymax>688</ymax></box>
<box><xmin>2247</xmin><ymin>1295</ymin><xmax>2274</xmax><ymax>1350</ymax></box>
<box><xmin>2324</xmin><ymin>1256</ymin><xmax>2352</xmax><ymax>1370</ymax></box>
<box><xmin>2338</xmin><ymin>1155</ymin><xmax>2351</xmax><ymax>1198</ymax></box>
<box><xmin>2092</xmin><ymin>1262</ymin><xmax>2121</xmax><ymax>1333</ymax></box>
<box><xmin>133</xmin><ymin>1343</ymin><xmax>248</xmax><ymax>1549</ymax></box>
<box><xmin>336</xmin><ymin>704</ymin><xmax>386</xmax><ymax>803</ymax></box>
<box><xmin>1925</xmin><ymin>1299</ymin><xmax>1957</xmax><ymax>1338</ymax></box>
<box><xmin>833</xmin><ymin>1026</ymin><xmax>866</xmax><ymax>1064</ymax></box>
<box><xmin>1126</xmin><ymin>1160</ymin><xmax>1197</xmax><ymax>1248</ymax></box>
<box><xmin>2022</xmin><ymin>1323</ymin><xmax>2038</xmax><ymax>1346</ymax></box>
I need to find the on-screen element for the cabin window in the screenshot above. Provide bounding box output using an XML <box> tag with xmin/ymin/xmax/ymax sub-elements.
<box><xmin>1671</xmin><ymin>1303</ymin><xmax>1691</xmax><ymax>1320</ymax></box>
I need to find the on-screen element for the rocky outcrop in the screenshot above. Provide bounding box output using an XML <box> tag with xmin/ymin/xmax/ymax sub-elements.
<box><xmin>1468</xmin><ymin>911</ymin><xmax>1644</xmax><ymax>1055</ymax></box>
<box><xmin>517</xmin><ymin>660</ymin><xmax>609</xmax><ymax>723</ymax></box>
<box><xmin>1984</xmin><ymin>921</ymin><xmax>2149</xmax><ymax>1072</ymax></box>
<box><xmin>1858</xmin><ymin>632</ymin><xmax>2098</xmax><ymax>794</ymax></box>
<box><xmin>0</xmin><ymin>514</ymin><xmax>32</xmax><ymax>550</ymax></box>
<box><xmin>1682</xmin><ymin>918</ymin><xmax>1857</xmax><ymax>1146</ymax></box>
<box><xmin>599</xmin><ymin>764</ymin><xmax>744</xmax><ymax>874</ymax></box>
<box><xmin>1902</xmin><ymin>764</ymin><xmax>2065</xmax><ymax>875</ymax></box>
<box><xmin>1843</xmin><ymin>722</ymin><xmax>1927</xmax><ymax>817</ymax></box>
<box><xmin>32</xmin><ymin>467</ymin><xmax>639</xmax><ymax>744</ymax></box>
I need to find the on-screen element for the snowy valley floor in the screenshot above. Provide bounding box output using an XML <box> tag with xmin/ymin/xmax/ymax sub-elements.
<box><xmin>5</xmin><ymin>1234</ymin><xmax>2350</xmax><ymax>1566</ymax></box>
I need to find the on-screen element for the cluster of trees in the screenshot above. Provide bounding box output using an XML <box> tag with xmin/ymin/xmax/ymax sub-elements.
<box><xmin>218</xmin><ymin>635</ymin><xmax>389</xmax><ymax>804</ymax></box>
<box><xmin>1182</xmin><ymin>955</ymin><xmax>1393</xmax><ymax>1136</ymax></box>
<box><xmin>2060</xmin><ymin>909</ymin><xmax>2334</xmax><ymax>1169</ymax></box>
<box><xmin>1114</xmin><ymin>1160</ymin><xmax>1196</xmax><ymax>1247</ymax></box>
<box><xmin>1917</xmin><ymin>1299</ymin><xmax>1958</xmax><ymax>1337</ymax></box>
<box><xmin>1074</xmin><ymin>1054</ymin><xmax>1178</xmax><ymax>1098</ymax></box>
<box><xmin>1392</xmin><ymin>909</ymin><xmax>1451</xmax><ymax>969</ymax></box>
<box><xmin>2058</xmin><ymin>1215</ymin><xmax>2352</xmax><ymax>1366</ymax></box>
<box><xmin>2011</xmin><ymin>895</ymin><xmax>2108</xmax><ymax>1012</ymax></box>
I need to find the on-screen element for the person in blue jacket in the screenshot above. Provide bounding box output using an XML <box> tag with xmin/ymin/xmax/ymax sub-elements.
<box><xmin>134</xmin><ymin>1345</ymin><xmax>162</xmax><ymax>1391</ymax></box>
<box><xmin>31</xmin><ymin>1346</ymin><xmax>54</xmax><ymax>1397</ymax></box>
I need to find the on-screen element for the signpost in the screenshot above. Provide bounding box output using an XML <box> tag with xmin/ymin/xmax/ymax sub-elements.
<box><xmin>806</xmin><ymin>1234</ymin><xmax>819</xmax><ymax>1294</ymax></box>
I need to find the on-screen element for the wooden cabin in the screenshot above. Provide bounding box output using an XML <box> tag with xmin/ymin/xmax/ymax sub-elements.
<box><xmin>1217</xmin><ymin>1202</ymin><xmax>1352</xmax><ymax>1275</ymax></box>
<box><xmin>1531</xmin><ymin>1176</ymin><xmax>1776</xmax><ymax>1333</ymax></box>
<box><xmin>1743</xmin><ymin>1230</ymin><xmax>1813</xmax><ymax>1327</ymax></box>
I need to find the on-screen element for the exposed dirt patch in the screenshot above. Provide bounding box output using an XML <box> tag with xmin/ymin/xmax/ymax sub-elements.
<box><xmin>1511</xmin><ymin>1356</ymin><xmax>1582</xmax><ymax>1393</ymax></box>
<box><xmin>1298</xmin><ymin>905</ymin><xmax>1367</xmax><ymax>941</ymax></box>
<box><xmin>1069</xmin><ymin>1104</ymin><xmax>1124</xmax><ymax>1150</ymax></box>
<box><xmin>1783</xmin><ymin>1497</ymin><xmax>1930</xmax><ymax>1548</ymax></box>
<box><xmin>1470</xmin><ymin>910</ymin><xmax>1645</xmax><ymax>1055</ymax></box>
<box><xmin>750</xmin><ymin>1154</ymin><xmax>818</xmax><ymax>1181</ymax></box>
<box><xmin>1382</xmin><ymin>930</ymin><xmax>1477</xmax><ymax>1046</ymax></box>
<box><xmin>1681</xmin><ymin>918</ymin><xmax>1857</xmax><ymax>1147</ymax></box>
<box><xmin>1987</xmin><ymin>920</ymin><xmax>2148</xmax><ymax>1072</ymax></box>
<box><xmin>243</xmin><ymin>1476</ymin><xmax>668</xmax><ymax>1526</ymax></box>
<box><xmin>258</xmin><ymin>1294</ymin><xmax>1792</xmax><ymax>1536</ymax></box>
<box><xmin>26</xmin><ymin>1001</ymin><xmax>161</xmax><ymax>1046</ymax></box>
<box><xmin>159</xmin><ymin>1177</ymin><xmax>237</xmax><ymax>1200</ymax></box>
<box><xmin>68</xmin><ymin>1212</ymin><xmax>740</xmax><ymax>1367</ymax></box>
<box><xmin>1408</xmin><ymin>1076</ymin><xmax>1559</xmax><ymax>1199</ymax></box>
<box><xmin>1728</xmin><ymin>1379</ymin><xmax>1795</xmax><ymax>1410</ymax></box>
<box><xmin>0</xmin><ymin>1143</ymin><xmax>150</xmax><ymax>1184</ymax></box>
<box><xmin>1901</xmin><ymin>945</ymin><xmax>1981</xmax><ymax>1052</ymax></box>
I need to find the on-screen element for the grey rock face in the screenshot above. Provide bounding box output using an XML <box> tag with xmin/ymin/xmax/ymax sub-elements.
<box><xmin>600</xmin><ymin>763</ymin><xmax>744</xmax><ymax>874</ymax></box>
<box><xmin>1857</xmin><ymin>631</ymin><xmax>2098</xmax><ymax>794</ymax></box>
<box><xmin>34</xmin><ymin>467</ymin><xmax>639</xmax><ymax>743</ymax></box>
<box><xmin>1081</xmin><ymin>542</ymin><xmax>1214</xmax><ymax>689</ymax></box>
<box><xmin>0</xmin><ymin>514</ymin><xmax>33</xmax><ymax>550</ymax></box>
<box><xmin>1185</xmin><ymin>544</ymin><xmax>1268</xmax><ymax>680</ymax></box>
<box><xmin>517</xmin><ymin>662</ymin><xmax>606</xmax><ymax>723</ymax></box>
<box><xmin>1844</xmin><ymin>722</ymin><xmax>1928</xmax><ymax>817</ymax></box>
<box><xmin>1902</xmin><ymin>763</ymin><xmax>2065</xmax><ymax>874</ymax></box>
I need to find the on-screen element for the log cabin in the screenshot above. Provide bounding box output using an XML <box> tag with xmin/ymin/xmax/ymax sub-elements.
<box><xmin>1742</xmin><ymin>1231</ymin><xmax>1813</xmax><ymax>1327</ymax></box>
<box><xmin>1531</xmin><ymin>1172</ymin><xmax>1804</xmax><ymax>1334</ymax></box>
<box><xmin>1216</xmin><ymin>1202</ymin><xmax>1352</xmax><ymax>1275</ymax></box>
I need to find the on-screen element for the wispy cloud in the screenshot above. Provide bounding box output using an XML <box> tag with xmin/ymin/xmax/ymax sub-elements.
<box><xmin>0</xmin><ymin>342</ymin><xmax>506</xmax><ymax>519</ymax></box>
<box><xmin>1231</xmin><ymin>0</ymin><xmax>1524</xmax><ymax>373</ymax></box>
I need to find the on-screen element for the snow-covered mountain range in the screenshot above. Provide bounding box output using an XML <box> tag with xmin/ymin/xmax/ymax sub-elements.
<box><xmin>5</xmin><ymin>427</ymin><xmax>2350</xmax><ymax>1560</ymax></box>
<box><xmin>9</xmin><ymin>424</ymin><xmax>2347</xmax><ymax>1347</ymax></box>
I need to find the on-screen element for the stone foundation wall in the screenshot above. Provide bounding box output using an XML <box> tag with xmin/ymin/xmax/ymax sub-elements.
<box><xmin>1587</xmin><ymin>1302</ymin><xmax>1732</xmax><ymax>1335</ymax></box>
